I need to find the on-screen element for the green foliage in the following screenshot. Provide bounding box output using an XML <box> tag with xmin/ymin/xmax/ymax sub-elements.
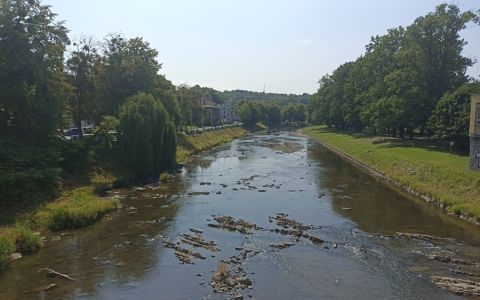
<box><xmin>265</xmin><ymin>104</ymin><xmax>282</xmax><ymax>126</ymax></box>
<box><xmin>0</xmin><ymin>138</ymin><xmax>61</xmax><ymax>206</ymax></box>
<box><xmin>160</xmin><ymin>172</ymin><xmax>169</xmax><ymax>183</ymax></box>
<box><xmin>308</xmin><ymin>4</ymin><xmax>478</xmax><ymax>138</ymax></box>
<box><xmin>66</xmin><ymin>37</ymin><xmax>103</xmax><ymax>127</ymax></box>
<box><xmin>176</xmin><ymin>127</ymin><xmax>247</xmax><ymax>163</ymax></box>
<box><xmin>0</xmin><ymin>0</ymin><xmax>69</xmax><ymax>207</ymax></box>
<box><xmin>58</xmin><ymin>138</ymin><xmax>91</xmax><ymax>183</ymax></box>
<box><xmin>220</xmin><ymin>89</ymin><xmax>309</xmax><ymax>105</ymax></box>
<box><xmin>0</xmin><ymin>236</ymin><xmax>15</xmax><ymax>269</ymax></box>
<box><xmin>118</xmin><ymin>92</ymin><xmax>176</xmax><ymax>180</ymax></box>
<box><xmin>36</xmin><ymin>187</ymin><xmax>118</xmax><ymax>231</ymax></box>
<box><xmin>281</xmin><ymin>104</ymin><xmax>306</xmax><ymax>123</ymax></box>
<box><xmin>428</xmin><ymin>83</ymin><xmax>480</xmax><ymax>150</ymax></box>
<box><xmin>0</xmin><ymin>0</ymin><xmax>70</xmax><ymax>139</ymax></box>
<box><xmin>14</xmin><ymin>224</ymin><xmax>41</xmax><ymax>254</ymax></box>
<box><xmin>238</xmin><ymin>101</ymin><xmax>266</xmax><ymax>127</ymax></box>
<box><xmin>94</xmin><ymin>116</ymin><xmax>119</xmax><ymax>149</ymax></box>
<box><xmin>100</xmin><ymin>35</ymin><xmax>161</xmax><ymax>116</ymax></box>
<box><xmin>0</xmin><ymin>223</ymin><xmax>41</xmax><ymax>269</ymax></box>
<box><xmin>161</xmin><ymin>121</ymin><xmax>177</xmax><ymax>171</ymax></box>
<box><xmin>304</xmin><ymin>126</ymin><xmax>480</xmax><ymax>219</ymax></box>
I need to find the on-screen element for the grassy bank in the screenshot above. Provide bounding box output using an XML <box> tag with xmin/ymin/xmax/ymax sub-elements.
<box><xmin>0</xmin><ymin>224</ymin><xmax>42</xmax><ymax>268</ymax></box>
<box><xmin>0</xmin><ymin>175</ymin><xmax>118</xmax><ymax>270</ymax></box>
<box><xmin>1</xmin><ymin>127</ymin><xmax>247</xmax><ymax>269</ymax></box>
<box><xmin>304</xmin><ymin>126</ymin><xmax>480</xmax><ymax>220</ymax></box>
<box><xmin>176</xmin><ymin>127</ymin><xmax>248</xmax><ymax>163</ymax></box>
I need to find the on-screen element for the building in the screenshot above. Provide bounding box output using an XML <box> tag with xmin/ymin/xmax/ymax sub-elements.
<box><xmin>193</xmin><ymin>98</ymin><xmax>221</xmax><ymax>127</ymax></box>
<box><xmin>469</xmin><ymin>93</ymin><xmax>480</xmax><ymax>170</ymax></box>
<box><xmin>220</xmin><ymin>102</ymin><xmax>241</xmax><ymax>124</ymax></box>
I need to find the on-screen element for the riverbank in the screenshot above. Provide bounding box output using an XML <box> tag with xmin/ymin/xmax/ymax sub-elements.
<box><xmin>0</xmin><ymin>127</ymin><xmax>248</xmax><ymax>269</ymax></box>
<box><xmin>303</xmin><ymin>126</ymin><xmax>480</xmax><ymax>223</ymax></box>
<box><xmin>176</xmin><ymin>127</ymin><xmax>248</xmax><ymax>163</ymax></box>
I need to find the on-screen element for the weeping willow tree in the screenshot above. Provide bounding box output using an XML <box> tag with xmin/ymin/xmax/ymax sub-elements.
<box><xmin>118</xmin><ymin>92</ymin><xmax>176</xmax><ymax>180</ymax></box>
<box><xmin>161</xmin><ymin>120</ymin><xmax>177</xmax><ymax>171</ymax></box>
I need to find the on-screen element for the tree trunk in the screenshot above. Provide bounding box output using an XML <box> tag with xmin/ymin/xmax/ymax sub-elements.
<box><xmin>77</xmin><ymin>92</ymin><xmax>83</xmax><ymax>139</ymax></box>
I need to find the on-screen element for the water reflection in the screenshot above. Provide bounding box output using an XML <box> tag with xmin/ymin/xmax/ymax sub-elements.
<box><xmin>0</xmin><ymin>180</ymin><xmax>188</xmax><ymax>300</ymax></box>
<box><xmin>1</xmin><ymin>133</ymin><xmax>480</xmax><ymax>300</ymax></box>
<box><xmin>307</xmin><ymin>141</ymin><xmax>480</xmax><ymax>246</ymax></box>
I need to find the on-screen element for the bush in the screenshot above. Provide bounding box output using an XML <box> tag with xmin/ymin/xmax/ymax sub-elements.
<box><xmin>37</xmin><ymin>188</ymin><xmax>118</xmax><ymax>231</ymax></box>
<box><xmin>15</xmin><ymin>224</ymin><xmax>41</xmax><ymax>254</ymax></box>
<box><xmin>58</xmin><ymin>138</ymin><xmax>92</xmax><ymax>184</ymax></box>
<box><xmin>0</xmin><ymin>237</ymin><xmax>15</xmax><ymax>270</ymax></box>
<box><xmin>0</xmin><ymin>138</ymin><xmax>61</xmax><ymax>207</ymax></box>
<box><xmin>160</xmin><ymin>172</ymin><xmax>169</xmax><ymax>183</ymax></box>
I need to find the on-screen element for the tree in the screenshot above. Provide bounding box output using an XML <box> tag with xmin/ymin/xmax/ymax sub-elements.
<box><xmin>66</xmin><ymin>37</ymin><xmax>102</xmax><ymax>137</ymax></box>
<box><xmin>238</xmin><ymin>102</ymin><xmax>256</xmax><ymax>127</ymax></box>
<box><xmin>308</xmin><ymin>4</ymin><xmax>478</xmax><ymax>137</ymax></box>
<box><xmin>265</xmin><ymin>104</ymin><xmax>281</xmax><ymax>126</ymax></box>
<box><xmin>118</xmin><ymin>93</ymin><xmax>177</xmax><ymax>180</ymax></box>
<box><xmin>0</xmin><ymin>0</ymin><xmax>70</xmax><ymax>204</ymax></box>
<box><xmin>0</xmin><ymin>0</ymin><xmax>70</xmax><ymax>139</ymax></box>
<box><xmin>101</xmin><ymin>35</ymin><xmax>161</xmax><ymax>116</ymax></box>
<box><xmin>428</xmin><ymin>82</ymin><xmax>480</xmax><ymax>150</ymax></box>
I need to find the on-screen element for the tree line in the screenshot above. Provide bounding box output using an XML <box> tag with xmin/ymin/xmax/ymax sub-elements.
<box><xmin>308</xmin><ymin>4</ymin><xmax>480</xmax><ymax>150</ymax></box>
<box><xmin>238</xmin><ymin>101</ymin><xmax>306</xmax><ymax>127</ymax></box>
<box><xmin>0</xmin><ymin>0</ymin><xmax>309</xmax><ymax>206</ymax></box>
<box><xmin>0</xmin><ymin>0</ymin><xmax>181</xmax><ymax>205</ymax></box>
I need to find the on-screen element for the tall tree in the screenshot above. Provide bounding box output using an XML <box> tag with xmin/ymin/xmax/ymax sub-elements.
<box><xmin>66</xmin><ymin>37</ymin><xmax>101</xmax><ymax>137</ymax></box>
<box><xmin>0</xmin><ymin>0</ymin><xmax>70</xmax><ymax>139</ymax></box>
<box><xmin>101</xmin><ymin>35</ymin><xmax>160</xmax><ymax>116</ymax></box>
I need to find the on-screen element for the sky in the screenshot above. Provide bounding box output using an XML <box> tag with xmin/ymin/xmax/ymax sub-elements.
<box><xmin>43</xmin><ymin>0</ymin><xmax>480</xmax><ymax>94</ymax></box>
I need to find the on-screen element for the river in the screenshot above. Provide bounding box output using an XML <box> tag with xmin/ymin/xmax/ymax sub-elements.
<box><xmin>1</xmin><ymin>132</ymin><xmax>480</xmax><ymax>299</ymax></box>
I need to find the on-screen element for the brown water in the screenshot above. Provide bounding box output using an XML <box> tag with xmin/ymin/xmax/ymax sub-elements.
<box><xmin>1</xmin><ymin>132</ymin><xmax>480</xmax><ymax>300</ymax></box>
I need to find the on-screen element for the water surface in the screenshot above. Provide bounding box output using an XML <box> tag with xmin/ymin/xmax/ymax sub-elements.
<box><xmin>1</xmin><ymin>132</ymin><xmax>479</xmax><ymax>300</ymax></box>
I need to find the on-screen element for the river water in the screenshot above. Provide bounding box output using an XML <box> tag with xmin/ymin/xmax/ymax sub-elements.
<box><xmin>1</xmin><ymin>132</ymin><xmax>480</xmax><ymax>300</ymax></box>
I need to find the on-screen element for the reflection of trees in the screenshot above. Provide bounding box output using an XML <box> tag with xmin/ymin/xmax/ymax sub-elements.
<box><xmin>307</xmin><ymin>142</ymin><xmax>480</xmax><ymax>244</ymax></box>
<box><xmin>0</xmin><ymin>181</ymin><xmax>189</xmax><ymax>300</ymax></box>
<box><xmin>196</xmin><ymin>159</ymin><xmax>214</xmax><ymax>170</ymax></box>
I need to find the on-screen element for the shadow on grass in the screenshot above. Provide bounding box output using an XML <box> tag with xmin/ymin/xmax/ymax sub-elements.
<box><xmin>309</xmin><ymin>127</ymin><xmax>468</xmax><ymax>156</ymax></box>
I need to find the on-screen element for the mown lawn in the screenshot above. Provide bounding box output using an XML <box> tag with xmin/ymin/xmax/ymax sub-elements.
<box><xmin>304</xmin><ymin>126</ymin><xmax>480</xmax><ymax>218</ymax></box>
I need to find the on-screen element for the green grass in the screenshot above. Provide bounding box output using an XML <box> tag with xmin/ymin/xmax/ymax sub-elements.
<box><xmin>304</xmin><ymin>126</ymin><xmax>480</xmax><ymax>218</ymax></box>
<box><xmin>176</xmin><ymin>127</ymin><xmax>248</xmax><ymax>163</ymax></box>
<box><xmin>34</xmin><ymin>187</ymin><xmax>118</xmax><ymax>231</ymax></box>
<box><xmin>159</xmin><ymin>172</ymin><xmax>169</xmax><ymax>183</ymax></box>
<box><xmin>0</xmin><ymin>127</ymin><xmax>243</xmax><ymax>269</ymax></box>
<box><xmin>0</xmin><ymin>224</ymin><xmax>42</xmax><ymax>269</ymax></box>
<box><xmin>0</xmin><ymin>236</ymin><xmax>15</xmax><ymax>269</ymax></box>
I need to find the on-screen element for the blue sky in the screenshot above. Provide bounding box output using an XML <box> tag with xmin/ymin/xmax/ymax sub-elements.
<box><xmin>44</xmin><ymin>0</ymin><xmax>480</xmax><ymax>94</ymax></box>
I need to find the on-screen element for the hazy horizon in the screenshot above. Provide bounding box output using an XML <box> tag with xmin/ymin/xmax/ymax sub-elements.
<box><xmin>44</xmin><ymin>0</ymin><xmax>480</xmax><ymax>94</ymax></box>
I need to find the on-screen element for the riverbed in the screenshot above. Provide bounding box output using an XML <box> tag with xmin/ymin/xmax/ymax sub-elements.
<box><xmin>1</xmin><ymin>132</ymin><xmax>480</xmax><ymax>299</ymax></box>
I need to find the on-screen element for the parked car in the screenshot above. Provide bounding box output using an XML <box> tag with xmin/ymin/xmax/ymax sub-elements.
<box><xmin>63</xmin><ymin>126</ymin><xmax>94</xmax><ymax>140</ymax></box>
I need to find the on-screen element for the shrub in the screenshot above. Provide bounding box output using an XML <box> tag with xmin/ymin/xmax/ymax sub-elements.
<box><xmin>0</xmin><ymin>236</ymin><xmax>15</xmax><ymax>270</ymax></box>
<box><xmin>15</xmin><ymin>224</ymin><xmax>41</xmax><ymax>254</ymax></box>
<box><xmin>58</xmin><ymin>138</ymin><xmax>91</xmax><ymax>183</ymax></box>
<box><xmin>0</xmin><ymin>138</ymin><xmax>61</xmax><ymax>207</ymax></box>
<box><xmin>37</xmin><ymin>188</ymin><xmax>118</xmax><ymax>231</ymax></box>
<box><xmin>160</xmin><ymin>172</ymin><xmax>169</xmax><ymax>183</ymax></box>
<box><xmin>454</xmin><ymin>208</ymin><xmax>462</xmax><ymax>216</ymax></box>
